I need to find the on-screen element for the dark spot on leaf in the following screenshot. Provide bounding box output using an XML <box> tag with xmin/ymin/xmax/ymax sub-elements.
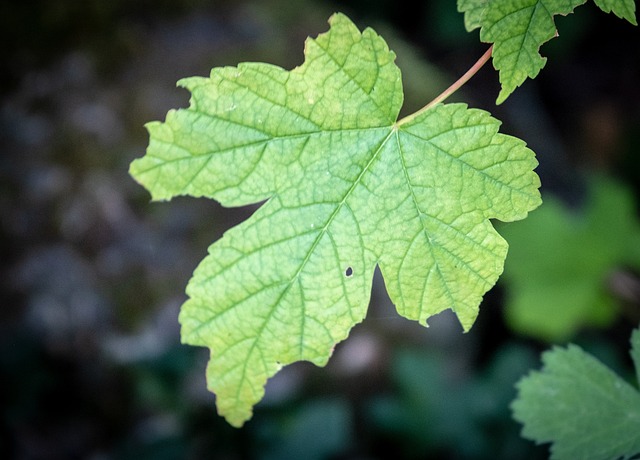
<box><xmin>345</xmin><ymin>266</ymin><xmax>353</xmax><ymax>277</ymax></box>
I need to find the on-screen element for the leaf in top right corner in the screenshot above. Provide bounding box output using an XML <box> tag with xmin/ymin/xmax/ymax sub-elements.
<box><xmin>461</xmin><ymin>0</ymin><xmax>637</xmax><ymax>104</ymax></box>
<box><xmin>511</xmin><ymin>325</ymin><xmax>640</xmax><ymax>460</ymax></box>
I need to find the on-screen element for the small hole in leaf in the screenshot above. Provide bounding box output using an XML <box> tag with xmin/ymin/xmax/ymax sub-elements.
<box><xmin>345</xmin><ymin>267</ymin><xmax>353</xmax><ymax>277</ymax></box>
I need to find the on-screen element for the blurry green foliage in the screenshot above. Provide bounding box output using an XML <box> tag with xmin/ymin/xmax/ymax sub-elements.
<box><xmin>254</xmin><ymin>398</ymin><xmax>352</xmax><ymax>460</ymax></box>
<box><xmin>512</xmin><ymin>325</ymin><xmax>640</xmax><ymax>460</ymax></box>
<box><xmin>368</xmin><ymin>345</ymin><xmax>545</xmax><ymax>459</ymax></box>
<box><xmin>501</xmin><ymin>176</ymin><xmax>640</xmax><ymax>342</ymax></box>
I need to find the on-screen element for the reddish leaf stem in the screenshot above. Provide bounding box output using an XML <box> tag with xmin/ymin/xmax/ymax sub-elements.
<box><xmin>396</xmin><ymin>45</ymin><xmax>493</xmax><ymax>126</ymax></box>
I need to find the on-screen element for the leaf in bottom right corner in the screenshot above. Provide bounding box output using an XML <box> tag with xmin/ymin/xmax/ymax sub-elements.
<box><xmin>511</xmin><ymin>325</ymin><xmax>640</xmax><ymax>460</ymax></box>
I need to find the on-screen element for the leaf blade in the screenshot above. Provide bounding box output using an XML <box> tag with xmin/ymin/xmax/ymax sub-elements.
<box><xmin>130</xmin><ymin>13</ymin><xmax>403</xmax><ymax>204</ymax></box>
<box><xmin>511</xmin><ymin>329</ymin><xmax>640</xmax><ymax>460</ymax></box>
<box><xmin>593</xmin><ymin>0</ymin><xmax>637</xmax><ymax>25</ymax></box>
<box><xmin>476</xmin><ymin>0</ymin><xmax>637</xmax><ymax>104</ymax></box>
<box><xmin>131</xmin><ymin>13</ymin><xmax>541</xmax><ymax>426</ymax></box>
<box><xmin>457</xmin><ymin>0</ymin><xmax>489</xmax><ymax>31</ymax></box>
<box><xmin>389</xmin><ymin>104</ymin><xmax>540</xmax><ymax>328</ymax></box>
<box><xmin>180</xmin><ymin>129</ymin><xmax>386</xmax><ymax>426</ymax></box>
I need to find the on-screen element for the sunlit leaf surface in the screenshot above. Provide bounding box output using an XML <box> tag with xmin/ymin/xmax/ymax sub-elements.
<box><xmin>130</xmin><ymin>13</ymin><xmax>541</xmax><ymax>426</ymax></box>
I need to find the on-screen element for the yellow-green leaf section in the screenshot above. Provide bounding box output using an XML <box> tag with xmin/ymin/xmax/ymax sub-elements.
<box><xmin>130</xmin><ymin>13</ymin><xmax>541</xmax><ymax>427</ymax></box>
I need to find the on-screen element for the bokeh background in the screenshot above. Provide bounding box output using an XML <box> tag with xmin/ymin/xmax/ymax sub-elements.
<box><xmin>2</xmin><ymin>1</ymin><xmax>639</xmax><ymax>459</ymax></box>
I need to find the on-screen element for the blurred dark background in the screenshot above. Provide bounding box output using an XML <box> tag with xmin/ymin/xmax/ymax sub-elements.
<box><xmin>1</xmin><ymin>1</ymin><xmax>639</xmax><ymax>459</ymax></box>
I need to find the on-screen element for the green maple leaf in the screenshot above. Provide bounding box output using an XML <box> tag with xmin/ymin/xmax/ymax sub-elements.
<box><xmin>500</xmin><ymin>177</ymin><xmax>640</xmax><ymax>341</ymax></box>
<box><xmin>129</xmin><ymin>13</ymin><xmax>541</xmax><ymax>427</ymax></box>
<box><xmin>512</xmin><ymin>325</ymin><xmax>640</xmax><ymax>460</ymax></box>
<box><xmin>458</xmin><ymin>0</ymin><xmax>488</xmax><ymax>31</ymax></box>
<box><xmin>457</xmin><ymin>0</ymin><xmax>637</xmax><ymax>104</ymax></box>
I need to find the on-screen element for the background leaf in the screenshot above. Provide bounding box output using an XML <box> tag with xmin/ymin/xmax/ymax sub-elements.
<box><xmin>369</xmin><ymin>344</ymin><xmax>540</xmax><ymax>458</ymax></box>
<box><xmin>500</xmin><ymin>176</ymin><xmax>640</xmax><ymax>341</ymax></box>
<box><xmin>511</xmin><ymin>325</ymin><xmax>640</xmax><ymax>460</ymax></box>
<box><xmin>255</xmin><ymin>398</ymin><xmax>352</xmax><ymax>460</ymax></box>
<box><xmin>474</xmin><ymin>0</ymin><xmax>637</xmax><ymax>103</ymax></box>
<box><xmin>593</xmin><ymin>0</ymin><xmax>638</xmax><ymax>24</ymax></box>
